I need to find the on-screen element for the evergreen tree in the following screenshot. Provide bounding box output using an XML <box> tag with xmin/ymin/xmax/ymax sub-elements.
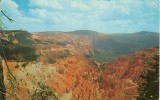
<box><xmin>138</xmin><ymin>53</ymin><xmax>159</xmax><ymax>100</ymax></box>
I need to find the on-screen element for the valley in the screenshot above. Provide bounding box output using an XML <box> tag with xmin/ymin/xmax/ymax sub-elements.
<box><xmin>0</xmin><ymin>30</ymin><xmax>159</xmax><ymax>100</ymax></box>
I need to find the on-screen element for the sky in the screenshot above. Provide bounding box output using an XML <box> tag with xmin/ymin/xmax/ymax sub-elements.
<box><xmin>0</xmin><ymin>0</ymin><xmax>159</xmax><ymax>33</ymax></box>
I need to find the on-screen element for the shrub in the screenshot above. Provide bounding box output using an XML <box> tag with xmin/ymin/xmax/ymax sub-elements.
<box><xmin>48</xmin><ymin>59</ymin><xmax>56</xmax><ymax>64</ymax></box>
<box><xmin>29</xmin><ymin>82</ymin><xmax>59</xmax><ymax>100</ymax></box>
<box><xmin>15</xmin><ymin>64</ymin><xmax>20</xmax><ymax>68</ymax></box>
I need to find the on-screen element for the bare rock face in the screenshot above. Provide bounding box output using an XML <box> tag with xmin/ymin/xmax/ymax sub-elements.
<box><xmin>2</xmin><ymin>32</ymin><xmax>101</xmax><ymax>100</ymax></box>
<box><xmin>100</xmin><ymin>48</ymin><xmax>158</xmax><ymax>100</ymax></box>
<box><xmin>122</xmin><ymin>79</ymin><xmax>138</xmax><ymax>97</ymax></box>
<box><xmin>12</xmin><ymin>39</ymin><xmax>19</xmax><ymax>44</ymax></box>
<box><xmin>1</xmin><ymin>30</ymin><xmax>158</xmax><ymax>100</ymax></box>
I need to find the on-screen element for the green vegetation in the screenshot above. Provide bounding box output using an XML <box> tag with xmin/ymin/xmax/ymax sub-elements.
<box><xmin>29</xmin><ymin>82</ymin><xmax>59</xmax><ymax>100</ymax></box>
<box><xmin>48</xmin><ymin>58</ymin><xmax>56</xmax><ymax>64</ymax></box>
<box><xmin>41</xmin><ymin>41</ymin><xmax>49</xmax><ymax>45</ymax></box>
<box><xmin>0</xmin><ymin>43</ymin><xmax>37</xmax><ymax>61</ymax></box>
<box><xmin>22</xmin><ymin>62</ymin><xmax>29</xmax><ymax>68</ymax></box>
<box><xmin>55</xmin><ymin>41</ymin><xmax>68</xmax><ymax>46</ymax></box>
<box><xmin>99</xmin><ymin>63</ymin><xmax>106</xmax><ymax>70</ymax></box>
<box><xmin>0</xmin><ymin>11</ymin><xmax>19</xmax><ymax>100</ymax></box>
<box><xmin>13</xmin><ymin>30</ymin><xmax>34</xmax><ymax>46</ymax></box>
<box><xmin>89</xmin><ymin>49</ymin><xmax>114</xmax><ymax>63</ymax></box>
<box><xmin>59</xmin><ymin>49</ymin><xmax>71</xmax><ymax>59</ymax></box>
<box><xmin>0</xmin><ymin>30</ymin><xmax>37</xmax><ymax>61</ymax></box>
<box><xmin>14</xmin><ymin>63</ymin><xmax>20</xmax><ymax>69</ymax></box>
<box><xmin>137</xmin><ymin>54</ymin><xmax>159</xmax><ymax>100</ymax></box>
<box><xmin>1</xmin><ymin>30</ymin><xmax>34</xmax><ymax>45</ymax></box>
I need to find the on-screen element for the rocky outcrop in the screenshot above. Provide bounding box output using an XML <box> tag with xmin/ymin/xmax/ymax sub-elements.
<box><xmin>100</xmin><ymin>48</ymin><xmax>158</xmax><ymax>100</ymax></box>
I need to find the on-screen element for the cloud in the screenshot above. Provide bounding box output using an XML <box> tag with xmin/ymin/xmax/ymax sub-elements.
<box><xmin>1</xmin><ymin>0</ymin><xmax>159</xmax><ymax>33</ymax></box>
<box><xmin>29</xmin><ymin>8</ymin><xmax>48</xmax><ymax>19</ymax></box>
<box><xmin>29</xmin><ymin>0</ymin><xmax>63</xmax><ymax>9</ymax></box>
<box><xmin>0</xmin><ymin>0</ymin><xmax>44</xmax><ymax>30</ymax></box>
<box><xmin>70</xmin><ymin>1</ymin><xmax>90</xmax><ymax>11</ymax></box>
<box><xmin>0</xmin><ymin>0</ymin><xmax>21</xmax><ymax>17</ymax></box>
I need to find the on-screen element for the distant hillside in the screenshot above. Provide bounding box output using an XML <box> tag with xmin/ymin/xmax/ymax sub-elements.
<box><xmin>1</xmin><ymin>30</ymin><xmax>158</xmax><ymax>63</ymax></box>
<box><xmin>66</xmin><ymin>30</ymin><xmax>99</xmax><ymax>35</ymax></box>
<box><xmin>108</xmin><ymin>31</ymin><xmax>159</xmax><ymax>48</ymax></box>
<box><xmin>92</xmin><ymin>31</ymin><xmax>159</xmax><ymax>62</ymax></box>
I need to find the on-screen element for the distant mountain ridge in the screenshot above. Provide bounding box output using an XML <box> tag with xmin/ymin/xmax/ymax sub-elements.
<box><xmin>34</xmin><ymin>30</ymin><xmax>159</xmax><ymax>62</ymax></box>
<box><xmin>91</xmin><ymin>31</ymin><xmax>159</xmax><ymax>62</ymax></box>
<box><xmin>72</xmin><ymin>30</ymin><xmax>159</xmax><ymax>35</ymax></box>
<box><xmin>65</xmin><ymin>30</ymin><xmax>100</xmax><ymax>35</ymax></box>
<box><xmin>33</xmin><ymin>30</ymin><xmax>159</xmax><ymax>35</ymax></box>
<box><xmin>1</xmin><ymin>30</ymin><xmax>159</xmax><ymax>63</ymax></box>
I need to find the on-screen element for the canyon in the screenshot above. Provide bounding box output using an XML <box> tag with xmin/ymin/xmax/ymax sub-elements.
<box><xmin>0</xmin><ymin>30</ymin><xmax>159</xmax><ymax>100</ymax></box>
